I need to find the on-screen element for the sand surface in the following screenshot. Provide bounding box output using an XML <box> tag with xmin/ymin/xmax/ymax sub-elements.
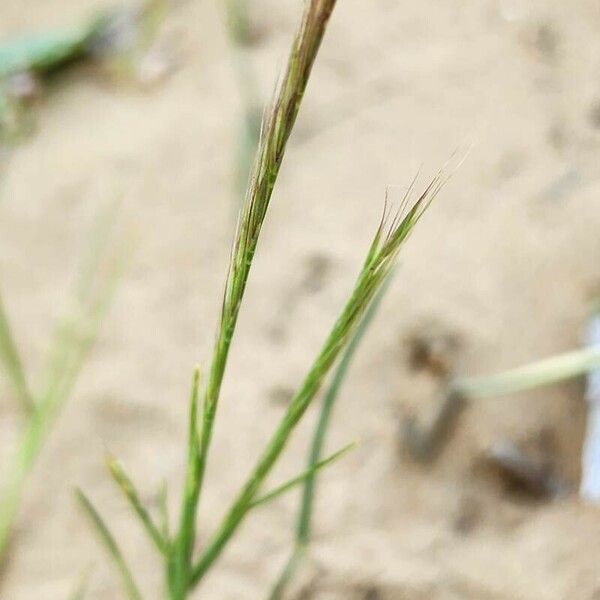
<box><xmin>2</xmin><ymin>0</ymin><xmax>600</xmax><ymax>598</ymax></box>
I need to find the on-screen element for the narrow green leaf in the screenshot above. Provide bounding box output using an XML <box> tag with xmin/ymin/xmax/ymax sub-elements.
<box><xmin>269</xmin><ymin>277</ymin><xmax>392</xmax><ymax>600</ymax></box>
<box><xmin>0</xmin><ymin>290</ymin><xmax>34</xmax><ymax>413</ymax></box>
<box><xmin>0</xmin><ymin>205</ymin><xmax>127</xmax><ymax>562</ymax></box>
<box><xmin>157</xmin><ymin>480</ymin><xmax>170</xmax><ymax>545</ymax></box>
<box><xmin>106</xmin><ymin>456</ymin><xmax>167</xmax><ymax>555</ymax></box>
<box><xmin>168</xmin><ymin>367</ymin><xmax>201</xmax><ymax>597</ymax></box>
<box><xmin>297</xmin><ymin>277</ymin><xmax>392</xmax><ymax>544</ymax></box>
<box><xmin>250</xmin><ymin>443</ymin><xmax>355</xmax><ymax>509</ymax></box>
<box><xmin>75</xmin><ymin>489</ymin><xmax>142</xmax><ymax>600</ymax></box>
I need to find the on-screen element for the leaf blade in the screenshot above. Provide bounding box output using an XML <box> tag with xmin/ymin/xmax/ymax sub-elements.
<box><xmin>250</xmin><ymin>442</ymin><xmax>356</xmax><ymax>508</ymax></box>
<box><xmin>106</xmin><ymin>456</ymin><xmax>167</xmax><ymax>555</ymax></box>
<box><xmin>75</xmin><ymin>489</ymin><xmax>142</xmax><ymax>600</ymax></box>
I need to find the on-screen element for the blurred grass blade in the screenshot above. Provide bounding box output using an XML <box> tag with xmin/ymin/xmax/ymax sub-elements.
<box><xmin>40</xmin><ymin>236</ymin><xmax>130</xmax><ymax>419</ymax></box>
<box><xmin>0</xmin><ymin>254</ymin><xmax>126</xmax><ymax>559</ymax></box>
<box><xmin>106</xmin><ymin>455</ymin><xmax>167</xmax><ymax>555</ymax></box>
<box><xmin>224</xmin><ymin>0</ymin><xmax>254</xmax><ymax>46</ymax></box>
<box><xmin>250</xmin><ymin>442</ymin><xmax>355</xmax><ymax>509</ymax></box>
<box><xmin>0</xmin><ymin>211</ymin><xmax>127</xmax><ymax>560</ymax></box>
<box><xmin>39</xmin><ymin>200</ymin><xmax>128</xmax><ymax>417</ymax></box>
<box><xmin>269</xmin><ymin>278</ymin><xmax>391</xmax><ymax>600</ymax></box>
<box><xmin>0</xmin><ymin>290</ymin><xmax>33</xmax><ymax>413</ymax></box>
<box><xmin>158</xmin><ymin>481</ymin><xmax>170</xmax><ymax>544</ymax></box>
<box><xmin>192</xmin><ymin>0</ymin><xmax>340</xmax><ymax>521</ymax></box>
<box><xmin>74</xmin><ymin>197</ymin><xmax>121</xmax><ymax>304</ymax></box>
<box><xmin>268</xmin><ymin>546</ymin><xmax>306</xmax><ymax>600</ymax></box>
<box><xmin>453</xmin><ymin>346</ymin><xmax>600</xmax><ymax>399</ymax></box>
<box><xmin>67</xmin><ymin>565</ymin><xmax>93</xmax><ymax>600</ymax></box>
<box><xmin>76</xmin><ymin>489</ymin><xmax>142</xmax><ymax>600</ymax></box>
<box><xmin>190</xmin><ymin>172</ymin><xmax>444</xmax><ymax>586</ymax></box>
<box><xmin>0</xmin><ymin>407</ymin><xmax>47</xmax><ymax>558</ymax></box>
<box><xmin>297</xmin><ymin>279</ymin><xmax>391</xmax><ymax>543</ymax></box>
<box><xmin>168</xmin><ymin>367</ymin><xmax>201</xmax><ymax>597</ymax></box>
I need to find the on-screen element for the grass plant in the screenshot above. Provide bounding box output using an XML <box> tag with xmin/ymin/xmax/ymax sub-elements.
<box><xmin>73</xmin><ymin>2</ymin><xmax>600</xmax><ymax>597</ymax></box>
<box><xmin>78</xmin><ymin>1</ymin><xmax>446</xmax><ymax>597</ymax></box>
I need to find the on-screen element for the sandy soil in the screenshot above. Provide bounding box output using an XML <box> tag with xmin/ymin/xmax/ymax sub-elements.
<box><xmin>2</xmin><ymin>0</ymin><xmax>600</xmax><ymax>598</ymax></box>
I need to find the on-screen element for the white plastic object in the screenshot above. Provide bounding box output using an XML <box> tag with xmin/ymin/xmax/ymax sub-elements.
<box><xmin>580</xmin><ymin>314</ymin><xmax>600</xmax><ymax>502</ymax></box>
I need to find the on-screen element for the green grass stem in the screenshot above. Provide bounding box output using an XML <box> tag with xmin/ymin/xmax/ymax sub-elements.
<box><xmin>269</xmin><ymin>278</ymin><xmax>392</xmax><ymax>599</ymax></box>
<box><xmin>453</xmin><ymin>346</ymin><xmax>600</xmax><ymax>399</ymax></box>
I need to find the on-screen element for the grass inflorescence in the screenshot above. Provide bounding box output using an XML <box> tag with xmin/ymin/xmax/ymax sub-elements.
<box><xmin>170</xmin><ymin>2</ymin><xmax>339</xmax><ymax>595</ymax></box>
